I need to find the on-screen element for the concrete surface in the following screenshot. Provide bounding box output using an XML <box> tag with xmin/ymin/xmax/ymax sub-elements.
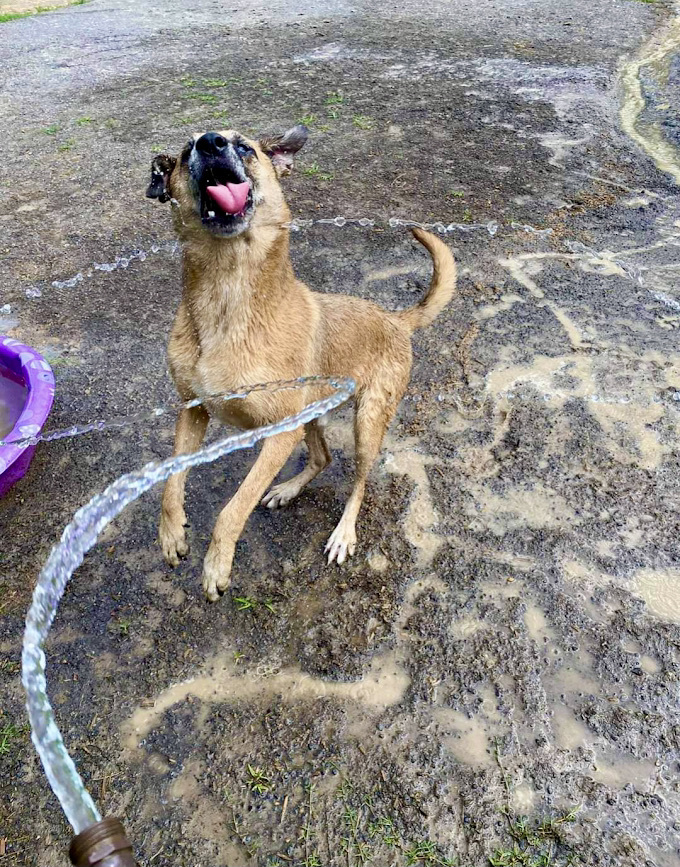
<box><xmin>1</xmin><ymin>0</ymin><xmax>680</xmax><ymax>865</ymax></box>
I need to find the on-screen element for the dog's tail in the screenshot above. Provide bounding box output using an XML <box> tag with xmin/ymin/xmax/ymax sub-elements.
<box><xmin>397</xmin><ymin>228</ymin><xmax>457</xmax><ymax>331</ymax></box>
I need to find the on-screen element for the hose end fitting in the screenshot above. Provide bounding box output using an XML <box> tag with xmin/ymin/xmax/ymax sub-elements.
<box><xmin>69</xmin><ymin>817</ymin><xmax>136</xmax><ymax>867</ymax></box>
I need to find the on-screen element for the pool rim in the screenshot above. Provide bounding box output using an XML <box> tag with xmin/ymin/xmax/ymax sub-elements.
<box><xmin>0</xmin><ymin>336</ymin><xmax>55</xmax><ymax>497</ymax></box>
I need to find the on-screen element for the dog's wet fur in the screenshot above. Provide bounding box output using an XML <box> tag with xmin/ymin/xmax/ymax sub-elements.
<box><xmin>147</xmin><ymin>127</ymin><xmax>457</xmax><ymax>601</ymax></box>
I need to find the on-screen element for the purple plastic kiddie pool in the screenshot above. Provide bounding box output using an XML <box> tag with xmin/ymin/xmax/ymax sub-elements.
<box><xmin>0</xmin><ymin>337</ymin><xmax>55</xmax><ymax>498</ymax></box>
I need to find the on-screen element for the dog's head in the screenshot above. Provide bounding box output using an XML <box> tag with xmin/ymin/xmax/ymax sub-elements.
<box><xmin>146</xmin><ymin>126</ymin><xmax>308</xmax><ymax>238</ymax></box>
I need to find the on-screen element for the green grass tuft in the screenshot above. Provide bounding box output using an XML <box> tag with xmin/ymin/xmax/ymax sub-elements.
<box><xmin>1</xmin><ymin>0</ymin><xmax>88</xmax><ymax>24</ymax></box>
<box><xmin>0</xmin><ymin>722</ymin><xmax>29</xmax><ymax>755</ymax></box>
<box><xmin>352</xmin><ymin>115</ymin><xmax>375</xmax><ymax>130</ymax></box>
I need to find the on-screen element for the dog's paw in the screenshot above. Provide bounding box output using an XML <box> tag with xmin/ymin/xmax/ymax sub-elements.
<box><xmin>202</xmin><ymin>544</ymin><xmax>235</xmax><ymax>602</ymax></box>
<box><xmin>261</xmin><ymin>480</ymin><xmax>300</xmax><ymax>509</ymax></box>
<box><xmin>159</xmin><ymin>518</ymin><xmax>189</xmax><ymax>567</ymax></box>
<box><xmin>325</xmin><ymin>519</ymin><xmax>357</xmax><ymax>566</ymax></box>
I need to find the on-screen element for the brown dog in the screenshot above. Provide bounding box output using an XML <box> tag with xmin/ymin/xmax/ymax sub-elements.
<box><xmin>146</xmin><ymin>126</ymin><xmax>456</xmax><ymax>601</ymax></box>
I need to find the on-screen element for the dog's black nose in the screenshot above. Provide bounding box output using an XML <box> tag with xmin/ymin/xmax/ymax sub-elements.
<box><xmin>195</xmin><ymin>132</ymin><xmax>228</xmax><ymax>156</ymax></box>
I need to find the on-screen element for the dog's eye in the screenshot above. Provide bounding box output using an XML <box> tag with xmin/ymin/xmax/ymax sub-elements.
<box><xmin>235</xmin><ymin>142</ymin><xmax>254</xmax><ymax>159</ymax></box>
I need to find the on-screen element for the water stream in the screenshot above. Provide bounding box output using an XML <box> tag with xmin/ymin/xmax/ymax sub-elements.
<box><xmin>21</xmin><ymin>375</ymin><xmax>354</xmax><ymax>835</ymax></box>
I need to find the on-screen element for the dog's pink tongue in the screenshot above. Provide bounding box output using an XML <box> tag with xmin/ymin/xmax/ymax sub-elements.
<box><xmin>206</xmin><ymin>181</ymin><xmax>250</xmax><ymax>214</ymax></box>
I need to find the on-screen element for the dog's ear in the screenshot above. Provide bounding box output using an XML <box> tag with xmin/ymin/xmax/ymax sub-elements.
<box><xmin>146</xmin><ymin>154</ymin><xmax>177</xmax><ymax>203</ymax></box>
<box><xmin>259</xmin><ymin>125</ymin><xmax>308</xmax><ymax>178</ymax></box>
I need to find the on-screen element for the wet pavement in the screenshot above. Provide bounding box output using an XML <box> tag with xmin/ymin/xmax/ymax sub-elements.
<box><xmin>1</xmin><ymin>0</ymin><xmax>680</xmax><ymax>865</ymax></box>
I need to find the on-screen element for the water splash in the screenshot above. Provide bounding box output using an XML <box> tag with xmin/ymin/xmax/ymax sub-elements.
<box><xmin>510</xmin><ymin>221</ymin><xmax>553</xmax><ymax>237</ymax></box>
<box><xmin>283</xmin><ymin>215</ymin><xmax>499</xmax><ymax>235</ymax></box>
<box><xmin>21</xmin><ymin>375</ymin><xmax>354</xmax><ymax>835</ymax></box>
<box><xmin>30</xmin><ymin>215</ymin><xmax>553</xmax><ymax>298</ymax></box>
<box><xmin>40</xmin><ymin>242</ymin><xmax>180</xmax><ymax>293</ymax></box>
<box><xmin>0</xmin><ymin>375</ymin><xmax>340</xmax><ymax>449</ymax></box>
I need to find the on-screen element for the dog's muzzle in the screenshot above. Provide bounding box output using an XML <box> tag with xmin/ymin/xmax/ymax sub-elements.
<box><xmin>190</xmin><ymin>133</ymin><xmax>254</xmax><ymax>235</ymax></box>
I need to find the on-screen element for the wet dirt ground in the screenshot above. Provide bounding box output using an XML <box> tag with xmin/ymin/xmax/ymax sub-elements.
<box><xmin>1</xmin><ymin>1</ymin><xmax>680</xmax><ymax>865</ymax></box>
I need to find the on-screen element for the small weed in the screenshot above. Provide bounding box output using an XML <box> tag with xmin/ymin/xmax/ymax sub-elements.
<box><xmin>0</xmin><ymin>723</ymin><xmax>28</xmax><ymax>755</ymax></box>
<box><xmin>406</xmin><ymin>840</ymin><xmax>457</xmax><ymax>865</ymax></box>
<box><xmin>339</xmin><ymin>777</ymin><xmax>355</xmax><ymax>800</ymax></box>
<box><xmin>203</xmin><ymin>78</ymin><xmax>230</xmax><ymax>87</ymax></box>
<box><xmin>352</xmin><ymin>115</ymin><xmax>374</xmax><ymax>130</ymax></box>
<box><xmin>369</xmin><ymin>816</ymin><xmax>401</xmax><ymax>847</ymax></box>
<box><xmin>302</xmin><ymin>855</ymin><xmax>322</xmax><ymax>867</ymax></box>
<box><xmin>233</xmin><ymin>651</ymin><xmax>244</xmax><ymax>663</ymax></box>
<box><xmin>116</xmin><ymin>618</ymin><xmax>131</xmax><ymax>637</ymax></box>
<box><xmin>180</xmin><ymin>76</ymin><xmax>196</xmax><ymax>87</ymax></box>
<box><xmin>211</xmin><ymin>109</ymin><xmax>229</xmax><ymax>119</ymax></box>
<box><xmin>177</xmin><ymin>116</ymin><xmax>194</xmax><ymax>126</ymax></box>
<box><xmin>326</xmin><ymin>108</ymin><xmax>341</xmax><ymax>119</ymax></box>
<box><xmin>233</xmin><ymin>595</ymin><xmax>275</xmax><ymax>614</ymax></box>
<box><xmin>462</xmin><ymin>208</ymin><xmax>473</xmax><ymax>223</ymax></box>
<box><xmin>189</xmin><ymin>92</ymin><xmax>218</xmax><ymax>104</ymax></box>
<box><xmin>58</xmin><ymin>138</ymin><xmax>76</xmax><ymax>152</ymax></box>
<box><xmin>449</xmin><ymin>190</ymin><xmax>465</xmax><ymax>198</ymax></box>
<box><xmin>338</xmin><ymin>779</ymin><xmax>454</xmax><ymax>866</ymax></box>
<box><xmin>302</xmin><ymin>162</ymin><xmax>333</xmax><ymax>180</ymax></box>
<box><xmin>325</xmin><ymin>91</ymin><xmax>345</xmax><ymax>105</ymax></box>
<box><xmin>76</xmin><ymin>116</ymin><xmax>93</xmax><ymax>126</ymax></box>
<box><xmin>150</xmin><ymin>145</ymin><xmax>163</xmax><ymax>153</ymax></box>
<box><xmin>246</xmin><ymin>764</ymin><xmax>272</xmax><ymax>795</ymax></box>
<box><xmin>489</xmin><ymin>808</ymin><xmax>581</xmax><ymax>867</ymax></box>
<box><xmin>45</xmin><ymin>354</ymin><xmax>79</xmax><ymax>371</ymax></box>
<box><xmin>234</xmin><ymin>596</ymin><xmax>257</xmax><ymax>611</ymax></box>
<box><xmin>103</xmin><ymin>118</ymin><xmax>119</xmax><ymax>129</ymax></box>
<box><xmin>42</xmin><ymin>124</ymin><xmax>60</xmax><ymax>135</ymax></box>
<box><xmin>298</xmin><ymin>113</ymin><xmax>316</xmax><ymax>127</ymax></box>
<box><xmin>0</xmin><ymin>659</ymin><xmax>20</xmax><ymax>676</ymax></box>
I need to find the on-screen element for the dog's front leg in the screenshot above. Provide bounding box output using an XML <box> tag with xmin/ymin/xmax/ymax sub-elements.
<box><xmin>202</xmin><ymin>427</ymin><xmax>304</xmax><ymax>601</ymax></box>
<box><xmin>160</xmin><ymin>405</ymin><xmax>210</xmax><ymax>566</ymax></box>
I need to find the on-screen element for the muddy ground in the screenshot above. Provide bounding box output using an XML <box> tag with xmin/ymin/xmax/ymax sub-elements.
<box><xmin>1</xmin><ymin>0</ymin><xmax>680</xmax><ymax>865</ymax></box>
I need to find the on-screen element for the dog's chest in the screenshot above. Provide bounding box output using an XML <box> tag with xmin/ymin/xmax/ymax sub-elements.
<box><xmin>189</xmin><ymin>354</ymin><xmax>279</xmax><ymax>429</ymax></box>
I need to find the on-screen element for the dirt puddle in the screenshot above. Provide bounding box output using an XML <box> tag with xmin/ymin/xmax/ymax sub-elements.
<box><xmin>634</xmin><ymin>567</ymin><xmax>680</xmax><ymax>624</ymax></box>
<box><xmin>123</xmin><ymin>648</ymin><xmax>410</xmax><ymax>752</ymax></box>
<box><xmin>620</xmin><ymin>5</ymin><xmax>680</xmax><ymax>184</ymax></box>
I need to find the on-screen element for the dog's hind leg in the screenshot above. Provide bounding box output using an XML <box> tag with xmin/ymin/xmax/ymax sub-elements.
<box><xmin>202</xmin><ymin>426</ymin><xmax>305</xmax><ymax>601</ymax></box>
<box><xmin>325</xmin><ymin>387</ymin><xmax>400</xmax><ymax>565</ymax></box>
<box><xmin>160</xmin><ymin>405</ymin><xmax>210</xmax><ymax>566</ymax></box>
<box><xmin>261</xmin><ymin>419</ymin><xmax>331</xmax><ymax>509</ymax></box>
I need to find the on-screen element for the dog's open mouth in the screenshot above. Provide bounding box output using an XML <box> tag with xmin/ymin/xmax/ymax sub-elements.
<box><xmin>198</xmin><ymin>168</ymin><xmax>254</xmax><ymax>232</ymax></box>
